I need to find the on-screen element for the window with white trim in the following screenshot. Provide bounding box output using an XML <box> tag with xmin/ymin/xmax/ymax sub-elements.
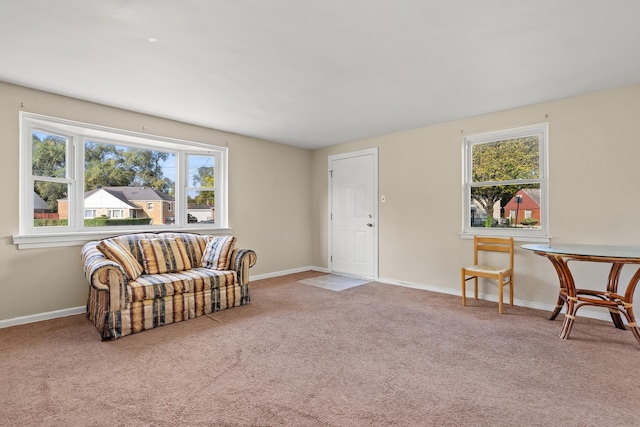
<box><xmin>462</xmin><ymin>123</ymin><xmax>548</xmax><ymax>238</ymax></box>
<box><xmin>108</xmin><ymin>209</ymin><xmax>124</xmax><ymax>219</ymax></box>
<box><xmin>17</xmin><ymin>112</ymin><xmax>228</xmax><ymax>248</ymax></box>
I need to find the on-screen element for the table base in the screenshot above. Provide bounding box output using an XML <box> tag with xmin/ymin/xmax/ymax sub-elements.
<box><xmin>542</xmin><ymin>253</ymin><xmax>640</xmax><ymax>346</ymax></box>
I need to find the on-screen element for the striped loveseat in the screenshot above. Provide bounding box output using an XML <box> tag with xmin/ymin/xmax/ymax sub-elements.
<box><xmin>82</xmin><ymin>232</ymin><xmax>256</xmax><ymax>340</ymax></box>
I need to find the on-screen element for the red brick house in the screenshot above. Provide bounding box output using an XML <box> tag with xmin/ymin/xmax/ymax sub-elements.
<box><xmin>503</xmin><ymin>189</ymin><xmax>540</xmax><ymax>225</ymax></box>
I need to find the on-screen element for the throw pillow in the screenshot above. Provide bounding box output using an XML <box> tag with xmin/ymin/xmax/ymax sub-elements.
<box><xmin>167</xmin><ymin>233</ymin><xmax>206</xmax><ymax>268</ymax></box>
<box><xmin>97</xmin><ymin>238</ymin><xmax>145</xmax><ymax>280</ymax></box>
<box><xmin>138</xmin><ymin>236</ymin><xmax>192</xmax><ymax>275</ymax></box>
<box><xmin>201</xmin><ymin>235</ymin><xmax>236</xmax><ymax>270</ymax></box>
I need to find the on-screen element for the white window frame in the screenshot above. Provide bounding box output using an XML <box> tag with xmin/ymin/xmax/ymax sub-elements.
<box><xmin>462</xmin><ymin>123</ymin><xmax>549</xmax><ymax>241</ymax></box>
<box><xmin>14</xmin><ymin>112</ymin><xmax>230</xmax><ymax>249</ymax></box>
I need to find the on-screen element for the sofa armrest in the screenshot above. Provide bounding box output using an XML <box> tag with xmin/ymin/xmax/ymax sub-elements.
<box><xmin>81</xmin><ymin>242</ymin><xmax>128</xmax><ymax>311</ymax></box>
<box><xmin>230</xmin><ymin>249</ymin><xmax>257</xmax><ymax>286</ymax></box>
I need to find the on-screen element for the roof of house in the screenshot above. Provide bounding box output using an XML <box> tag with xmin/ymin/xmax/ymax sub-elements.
<box><xmin>504</xmin><ymin>188</ymin><xmax>541</xmax><ymax>210</ymax></box>
<box><xmin>34</xmin><ymin>192</ymin><xmax>48</xmax><ymax>210</ymax></box>
<box><xmin>522</xmin><ymin>189</ymin><xmax>541</xmax><ymax>206</ymax></box>
<box><xmin>86</xmin><ymin>186</ymin><xmax>174</xmax><ymax>202</ymax></box>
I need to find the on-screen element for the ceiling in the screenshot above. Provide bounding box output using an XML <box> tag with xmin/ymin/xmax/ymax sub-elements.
<box><xmin>1</xmin><ymin>1</ymin><xmax>640</xmax><ymax>149</ymax></box>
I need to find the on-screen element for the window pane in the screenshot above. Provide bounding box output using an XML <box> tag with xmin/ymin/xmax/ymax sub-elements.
<box><xmin>32</xmin><ymin>131</ymin><xmax>67</xmax><ymax>178</ymax></box>
<box><xmin>188</xmin><ymin>191</ymin><xmax>215</xmax><ymax>223</ymax></box>
<box><xmin>472</xmin><ymin>136</ymin><xmax>539</xmax><ymax>183</ymax></box>
<box><xmin>470</xmin><ymin>184</ymin><xmax>541</xmax><ymax>228</ymax></box>
<box><xmin>187</xmin><ymin>155</ymin><xmax>215</xmax><ymax>224</ymax></box>
<box><xmin>188</xmin><ymin>154</ymin><xmax>215</xmax><ymax>188</ymax></box>
<box><xmin>83</xmin><ymin>141</ymin><xmax>176</xmax><ymax>227</ymax></box>
<box><xmin>33</xmin><ymin>181</ymin><xmax>68</xmax><ymax>227</ymax></box>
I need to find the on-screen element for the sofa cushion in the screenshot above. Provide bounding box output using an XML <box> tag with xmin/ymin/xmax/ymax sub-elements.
<box><xmin>127</xmin><ymin>268</ymin><xmax>236</xmax><ymax>302</ymax></box>
<box><xmin>162</xmin><ymin>232</ymin><xmax>208</xmax><ymax>268</ymax></box>
<box><xmin>97</xmin><ymin>238</ymin><xmax>144</xmax><ymax>280</ymax></box>
<box><xmin>138</xmin><ymin>236</ymin><xmax>192</xmax><ymax>274</ymax></box>
<box><xmin>178</xmin><ymin>267</ymin><xmax>237</xmax><ymax>293</ymax></box>
<box><xmin>119</xmin><ymin>233</ymin><xmax>160</xmax><ymax>265</ymax></box>
<box><xmin>201</xmin><ymin>235</ymin><xmax>236</xmax><ymax>270</ymax></box>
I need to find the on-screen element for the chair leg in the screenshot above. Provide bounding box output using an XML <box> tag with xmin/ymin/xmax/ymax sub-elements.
<box><xmin>498</xmin><ymin>273</ymin><xmax>504</xmax><ymax>314</ymax></box>
<box><xmin>474</xmin><ymin>277</ymin><xmax>478</xmax><ymax>300</ymax></box>
<box><xmin>461</xmin><ymin>269</ymin><xmax>466</xmax><ymax>306</ymax></box>
<box><xmin>510</xmin><ymin>276</ymin><xmax>514</xmax><ymax>306</ymax></box>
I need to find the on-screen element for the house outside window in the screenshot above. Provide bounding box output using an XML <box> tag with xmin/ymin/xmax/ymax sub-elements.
<box><xmin>16</xmin><ymin>112</ymin><xmax>228</xmax><ymax>249</ymax></box>
<box><xmin>462</xmin><ymin>123</ymin><xmax>548</xmax><ymax>239</ymax></box>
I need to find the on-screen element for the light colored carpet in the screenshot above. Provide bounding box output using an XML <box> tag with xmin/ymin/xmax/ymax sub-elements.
<box><xmin>298</xmin><ymin>273</ymin><xmax>370</xmax><ymax>291</ymax></box>
<box><xmin>2</xmin><ymin>270</ymin><xmax>640</xmax><ymax>426</ymax></box>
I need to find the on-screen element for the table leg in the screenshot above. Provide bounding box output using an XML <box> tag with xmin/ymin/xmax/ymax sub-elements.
<box><xmin>607</xmin><ymin>263</ymin><xmax>626</xmax><ymax>330</ymax></box>
<box><xmin>549</xmin><ymin>295</ymin><xmax>565</xmax><ymax>321</ymax></box>
<box><xmin>546</xmin><ymin>254</ymin><xmax>570</xmax><ymax>320</ymax></box>
<box><xmin>545</xmin><ymin>254</ymin><xmax>577</xmax><ymax>339</ymax></box>
<box><xmin>624</xmin><ymin>267</ymin><xmax>640</xmax><ymax>345</ymax></box>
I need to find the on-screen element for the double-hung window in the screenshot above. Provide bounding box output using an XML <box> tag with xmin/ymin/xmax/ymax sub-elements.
<box><xmin>16</xmin><ymin>112</ymin><xmax>228</xmax><ymax>248</ymax></box>
<box><xmin>462</xmin><ymin>123</ymin><xmax>548</xmax><ymax>240</ymax></box>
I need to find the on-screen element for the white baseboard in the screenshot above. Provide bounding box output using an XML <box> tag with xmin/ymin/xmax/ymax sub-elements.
<box><xmin>251</xmin><ymin>266</ymin><xmax>329</xmax><ymax>281</ymax></box>
<box><xmin>1</xmin><ymin>267</ymin><xmax>330</xmax><ymax>330</ymax></box>
<box><xmin>0</xmin><ymin>269</ymin><xmax>612</xmax><ymax>329</ymax></box>
<box><xmin>0</xmin><ymin>306</ymin><xmax>86</xmax><ymax>329</ymax></box>
<box><xmin>377</xmin><ymin>276</ymin><xmax>612</xmax><ymax>322</ymax></box>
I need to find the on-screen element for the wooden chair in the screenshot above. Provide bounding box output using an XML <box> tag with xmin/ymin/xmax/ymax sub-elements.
<box><xmin>461</xmin><ymin>236</ymin><xmax>514</xmax><ymax>314</ymax></box>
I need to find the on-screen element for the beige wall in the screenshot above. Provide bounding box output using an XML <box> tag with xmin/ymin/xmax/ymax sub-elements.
<box><xmin>4</xmin><ymin>80</ymin><xmax>640</xmax><ymax>323</ymax></box>
<box><xmin>311</xmin><ymin>83</ymin><xmax>640</xmax><ymax>311</ymax></box>
<box><xmin>0</xmin><ymin>81</ymin><xmax>312</xmax><ymax>321</ymax></box>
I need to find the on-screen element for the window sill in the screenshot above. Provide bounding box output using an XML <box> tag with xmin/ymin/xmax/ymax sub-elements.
<box><xmin>13</xmin><ymin>226</ymin><xmax>233</xmax><ymax>250</ymax></box>
<box><xmin>460</xmin><ymin>231</ymin><xmax>550</xmax><ymax>244</ymax></box>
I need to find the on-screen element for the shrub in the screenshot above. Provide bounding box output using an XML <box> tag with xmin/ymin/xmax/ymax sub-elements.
<box><xmin>84</xmin><ymin>217</ymin><xmax>152</xmax><ymax>226</ymax></box>
<box><xmin>34</xmin><ymin>219</ymin><xmax>68</xmax><ymax>227</ymax></box>
<box><xmin>520</xmin><ymin>217</ymin><xmax>539</xmax><ymax>226</ymax></box>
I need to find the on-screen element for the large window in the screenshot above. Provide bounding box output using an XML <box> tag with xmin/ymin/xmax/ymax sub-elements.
<box><xmin>16</xmin><ymin>113</ymin><xmax>228</xmax><ymax>248</ymax></box>
<box><xmin>462</xmin><ymin>123</ymin><xmax>548</xmax><ymax>239</ymax></box>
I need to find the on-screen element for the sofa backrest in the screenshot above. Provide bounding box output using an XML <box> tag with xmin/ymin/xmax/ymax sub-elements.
<box><xmin>109</xmin><ymin>232</ymin><xmax>208</xmax><ymax>269</ymax></box>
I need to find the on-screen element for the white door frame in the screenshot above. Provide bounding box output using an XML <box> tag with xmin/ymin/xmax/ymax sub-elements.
<box><xmin>328</xmin><ymin>148</ymin><xmax>379</xmax><ymax>280</ymax></box>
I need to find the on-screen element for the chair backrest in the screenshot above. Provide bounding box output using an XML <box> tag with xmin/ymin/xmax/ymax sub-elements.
<box><xmin>474</xmin><ymin>236</ymin><xmax>514</xmax><ymax>269</ymax></box>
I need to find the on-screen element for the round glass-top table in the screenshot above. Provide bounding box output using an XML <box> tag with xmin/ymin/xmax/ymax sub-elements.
<box><xmin>522</xmin><ymin>243</ymin><xmax>640</xmax><ymax>346</ymax></box>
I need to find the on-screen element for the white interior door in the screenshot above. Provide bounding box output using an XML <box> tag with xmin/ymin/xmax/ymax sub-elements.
<box><xmin>329</xmin><ymin>149</ymin><xmax>377</xmax><ymax>279</ymax></box>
